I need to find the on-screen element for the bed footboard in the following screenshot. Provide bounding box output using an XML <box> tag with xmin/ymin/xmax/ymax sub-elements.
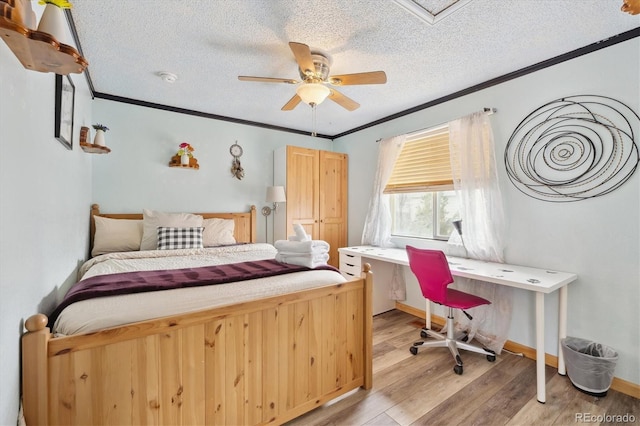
<box><xmin>22</xmin><ymin>266</ymin><xmax>373</xmax><ymax>425</ymax></box>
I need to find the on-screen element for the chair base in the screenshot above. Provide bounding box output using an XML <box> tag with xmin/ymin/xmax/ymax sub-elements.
<box><xmin>410</xmin><ymin>310</ymin><xmax>496</xmax><ymax>375</ymax></box>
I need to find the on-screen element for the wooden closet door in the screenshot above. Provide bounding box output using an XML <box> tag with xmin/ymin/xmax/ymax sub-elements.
<box><xmin>319</xmin><ymin>151</ymin><xmax>348</xmax><ymax>268</ymax></box>
<box><xmin>286</xmin><ymin>146</ymin><xmax>320</xmax><ymax>239</ymax></box>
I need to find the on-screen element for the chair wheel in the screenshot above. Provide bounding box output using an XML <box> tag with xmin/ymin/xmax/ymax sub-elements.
<box><xmin>410</xmin><ymin>346</ymin><xmax>418</xmax><ymax>355</ymax></box>
<box><xmin>485</xmin><ymin>349</ymin><xmax>496</xmax><ymax>362</ymax></box>
<box><xmin>453</xmin><ymin>364</ymin><xmax>463</xmax><ymax>375</ymax></box>
<box><xmin>420</xmin><ymin>330</ymin><xmax>428</xmax><ymax>338</ymax></box>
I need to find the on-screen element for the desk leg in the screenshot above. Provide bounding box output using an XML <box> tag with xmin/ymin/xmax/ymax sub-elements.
<box><xmin>536</xmin><ymin>292</ymin><xmax>546</xmax><ymax>403</ymax></box>
<box><xmin>558</xmin><ymin>285</ymin><xmax>568</xmax><ymax>375</ymax></box>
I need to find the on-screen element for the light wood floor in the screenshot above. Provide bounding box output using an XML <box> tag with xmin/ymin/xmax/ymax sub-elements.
<box><xmin>287</xmin><ymin>309</ymin><xmax>639</xmax><ymax>426</ymax></box>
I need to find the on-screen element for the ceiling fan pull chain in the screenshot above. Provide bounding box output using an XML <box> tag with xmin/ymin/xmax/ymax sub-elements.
<box><xmin>311</xmin><ymin>103</ymin><xmax>318</xmax><ymax>137</ymax></box>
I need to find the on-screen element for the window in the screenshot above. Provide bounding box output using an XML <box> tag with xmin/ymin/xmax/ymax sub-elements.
<box><xmin>389</xmin><ymin>190</ymin><xmax>460</xmax><ymax>240</ymax></box>
<box><xmin>385</xmin><ymin>125</ymin><xmax>460</xmax><ymax>240</ymax></box>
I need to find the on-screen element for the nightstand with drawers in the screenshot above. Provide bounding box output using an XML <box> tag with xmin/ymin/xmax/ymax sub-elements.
<box><xmin>338</xmin><ymin>251</ymin><xmax>362</xmax><ymax>279</ymax></box>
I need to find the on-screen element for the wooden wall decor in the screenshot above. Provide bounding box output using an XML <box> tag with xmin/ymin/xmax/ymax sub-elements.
<box><xmin>504</xmin><ymin>95</ymin><xmax>639</xmax><ymax>202</ymax></box>
<box><xmin>0</xmin><ymin>0</ymin><xmax>88</xmax><ymax>74</ymax></box>
<box><xmin>621</xmin><ymin>0</ymin><xmax>640</xmax><ymax>15</ymax></box>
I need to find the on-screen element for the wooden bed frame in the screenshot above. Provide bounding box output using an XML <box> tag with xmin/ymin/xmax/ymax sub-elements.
<box><xmin>89</xmin><ymin>203</ymin><xmax>259</xmax><ymax>252</ymax></box>
<box><xmin>22</xmin><ymin>205</ymin><xmax>373</xmax><ymax>425</ymax></box>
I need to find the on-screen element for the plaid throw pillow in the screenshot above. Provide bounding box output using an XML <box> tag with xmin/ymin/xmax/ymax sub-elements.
<box><xmin>157</xmin><ymin>227</ymin><xmax>204</xmax><ymax>250</ymax></box>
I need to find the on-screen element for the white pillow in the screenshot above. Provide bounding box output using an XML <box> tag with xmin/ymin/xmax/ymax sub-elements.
<box><xmin>202</xmin><ymin>218</ymin><xmax>236</xmax><ymax>246</ymax></box>
<box><xmin>140</xmin><ymin>209</ymin><xmax>204</xmax><ymax>251</ymax></box>
<box><xmin>92</xmin><ymin>216</ymin><xmax>143</xmax><ymax>257</ymax></box>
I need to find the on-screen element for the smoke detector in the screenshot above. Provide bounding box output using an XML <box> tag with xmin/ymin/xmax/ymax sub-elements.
<box><xmin>158</xmin><ymin>72</ymin><xmax>178</xmax><ymax>83</ymax></box>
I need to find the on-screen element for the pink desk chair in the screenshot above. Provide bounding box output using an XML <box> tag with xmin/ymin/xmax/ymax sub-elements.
<box><xmin>406</xmin><ymin>245</ymin><xmax>496</xmax><ymax>374</ymax></box>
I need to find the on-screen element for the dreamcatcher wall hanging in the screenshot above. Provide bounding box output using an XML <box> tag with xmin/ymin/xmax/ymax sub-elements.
<box><xmin>504</xmin><ymin>95</ymin><xmax>639</xmax><ymax>202</ymax></box>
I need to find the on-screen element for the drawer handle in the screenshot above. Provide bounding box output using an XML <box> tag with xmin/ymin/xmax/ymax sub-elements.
<box><xmin>346</xmin><ymin>263</ymin><xmax>354</xmax><ymax>267</ymax></box>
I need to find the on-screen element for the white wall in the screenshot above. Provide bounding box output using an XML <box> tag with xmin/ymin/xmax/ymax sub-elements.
<box><xmin>335</xmin><ymin>38</ymin><xmax>640</xmax><ymax>386</ymax></box>
<box><xmin>91</xmin><ymin>99</ymin><xmax>333</xmax><ymax>242</ymax></box>
<box><xmin>0</xmin><ymin>45</ymin><xmax>93</xmax><ymax>424</ymax></box>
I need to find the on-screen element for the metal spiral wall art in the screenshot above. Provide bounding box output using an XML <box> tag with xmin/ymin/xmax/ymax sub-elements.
<box><xmin>504</xmin><ymin>95</ymin><xmax>639</xmax><ymax>202</ymax></box>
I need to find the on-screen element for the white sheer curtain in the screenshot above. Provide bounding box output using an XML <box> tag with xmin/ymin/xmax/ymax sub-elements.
<box><xmin>448</xmin><ymin>111</ymin><xmax>512</xmax><ymax>353</ymax></box>
<box><xmin>361</xmin><ymin>135</ymin><xmax>407</xmax><ymax>300</ymax></box>
<box><xmin>361</xmin><ymin>135</ymin><xmax>406</xmax><ymax>247</ymax></box>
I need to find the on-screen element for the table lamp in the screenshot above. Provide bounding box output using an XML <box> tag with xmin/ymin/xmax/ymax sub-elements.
<box><xmin>452</xmin><ymin>219</ymin><xmax>468</xmax><ymax>258</ymax></box>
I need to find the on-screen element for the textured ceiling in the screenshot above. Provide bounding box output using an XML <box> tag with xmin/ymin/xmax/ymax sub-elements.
<box><xmin>69</xmin><ymin>0</ymin><xmax>639</xmax><ymax>138</ymax></box>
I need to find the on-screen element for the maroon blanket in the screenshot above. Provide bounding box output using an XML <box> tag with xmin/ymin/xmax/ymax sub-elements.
<box><xmin>49</xmin><ymin>259</ymin><xmax>338</xmax><ymax>328</ymax></box>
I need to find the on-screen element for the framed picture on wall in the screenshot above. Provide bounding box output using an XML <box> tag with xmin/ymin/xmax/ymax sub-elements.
<box><xmin>54</xmin><ymin>74</ymin><xmax>75</xmax><ymax>150</ymax></box>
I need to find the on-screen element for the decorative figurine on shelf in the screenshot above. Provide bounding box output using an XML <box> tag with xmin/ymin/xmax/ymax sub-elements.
<box><xmin>38</xmin><ymin>0</ymin><xmax>73</xmax><ymax>6</ymax></box>
<box><xmin>169</xmin><ymin>142</ymin><xmax>199</xmax><ymax>169</ymax></box>
<box><xmin>37</xmin><ymin>0</ymin><xmax>73</xmax><ymax>45</ymax></box>
<box><xmin>79</xmin><ymin>126</ymin><xmax>89</xmax><ymax>144</ymax></box>
<box><xmin>229</xmin><ymin>142</ymin><xmax>244</xmax><ymax>180</ymax></box>
<box><xmin>92</xmin><ymin>123</ymin><xmax>109</xmax><ymax>146</ymax></box>
<box><xmin>177</xmin><ymin>142</ymin><xmax>194</xmax><ymax>166</ymax></box>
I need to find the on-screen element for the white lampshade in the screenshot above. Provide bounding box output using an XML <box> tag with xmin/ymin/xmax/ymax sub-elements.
<box><xmin>266</xmin><ymin>186</ymin><xmax>286</xmax><ymax>203</ymax></box>
<box><xmin>296</xmin><ymin>83</ymin><xmax>330</xmax><ymax>106</ymax></box>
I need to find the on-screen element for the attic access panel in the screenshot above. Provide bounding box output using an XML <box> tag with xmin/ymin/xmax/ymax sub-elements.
<box><xmin>393</xmin><ymin>0</ymin><xmax>472</xmax><ymax>24</ymax></box>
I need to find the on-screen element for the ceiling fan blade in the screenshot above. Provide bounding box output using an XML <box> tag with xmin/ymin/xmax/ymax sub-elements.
<box><xmin>289</xmin><ymin>42</ymin><xmax>315</xmax><ymax>75</ymax></box>
<box><xmin>282</xmin><ymin>94</ymin><xmax>302</xmax><ymax>111</ymax></box>
<box><xmin>328</xmin><ymin>71</ymin><xmax>387</xmax><ymax>86</ymax></box>
<box><xmin>328</xmin><ymin>89</ymin><xmax>360</xmax><ymax>111</ymax></box>
<box><xmin>238</xmin><ymin>76</ymin><xmax>298</xmax><ymax>84</ymax></box>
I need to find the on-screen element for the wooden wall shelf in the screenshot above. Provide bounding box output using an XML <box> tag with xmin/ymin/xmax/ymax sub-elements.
<box><xmin>169</xmin><ymin>164</ymin><xmax>199</xmax><ymax>170</ymax></box>
<box><xmin>0</xmin><ymin>1</ymin><xmax>88</xmax><ymax>74</ymax></box>
<box><xmin>80</xmin><ymin>142</ymin><xmax>110</xmax><ymax>154</ymax></box>
<box><xmin>169</xmin><ymin>155</ymin><xmax>199</xmax><ymax>169</ymax></box>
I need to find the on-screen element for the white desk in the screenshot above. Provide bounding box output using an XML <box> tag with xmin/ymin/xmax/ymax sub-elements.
<box><xmin>338</xmin><ymin>245</ymin><xmax>578</xmax><ymax>403</ymax></box>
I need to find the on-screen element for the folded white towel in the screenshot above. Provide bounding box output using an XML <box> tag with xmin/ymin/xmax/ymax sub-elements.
<box><xmin>277</xmin><ymin>249</ymin><xmax>328</xmax><ymax>258</ymax></box>
<box><xmin>294</xmin><ymin>223</ymin><xmax>310</xmax><ymax>241</ymax></box>
<box><xmin>274</xmin><ymin>239</ymin><xmax>330</xmax><ymax>253</ymax></box>
<box><xmin>276</xmin><ymin>252</ymin><xmax>329</xmax><ymax>262</ymax></box>
<box><xmin>276</xmin><ymin>252</ymin><xmax>330</xmax><ymax>268</ymax></box>
<box><xmin>288</xmin><ymin>235</ymin><xmax>311</xmax><ymax>242</ymax></box>
<box><xmin>287</xmin><ymin>224</ymin><xmax>311</xmax><ymax>241</ymax></box>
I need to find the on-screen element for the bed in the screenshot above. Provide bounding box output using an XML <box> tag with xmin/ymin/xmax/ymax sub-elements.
<box><xmin>22</xmin><ymin>204</ymin><xmax>373</xmax><ymax>425</ymax></box>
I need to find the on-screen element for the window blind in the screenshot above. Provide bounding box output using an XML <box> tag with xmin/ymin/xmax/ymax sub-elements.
<box><xmin>384</xmin><ymin>125</ymin><xmax>454</xmax><ymax>193</ymax></box>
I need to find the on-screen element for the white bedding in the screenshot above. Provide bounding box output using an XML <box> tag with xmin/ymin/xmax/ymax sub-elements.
<box><xmin>54</xmin><ymin>243</ymin><xmax>347</xmax><ymax>336</ymax></box>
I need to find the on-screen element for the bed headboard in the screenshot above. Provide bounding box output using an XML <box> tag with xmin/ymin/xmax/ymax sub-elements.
<box><xmin>89</xmin><ymin>204</ymin><xmax>257</xmax><ymax>254</ymax></box>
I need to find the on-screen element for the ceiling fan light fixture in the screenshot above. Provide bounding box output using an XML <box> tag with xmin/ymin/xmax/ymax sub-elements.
<box><xmin>296</xmin><ymin>83</ymin><xmax>330</xmax><ymax>106</ymax></box>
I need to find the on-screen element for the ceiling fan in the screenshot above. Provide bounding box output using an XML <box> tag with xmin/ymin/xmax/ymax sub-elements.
<box><xmin>238</xmin><ymin>42</ymin><xmax>387</xmax><ymax>112</ymax></box>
